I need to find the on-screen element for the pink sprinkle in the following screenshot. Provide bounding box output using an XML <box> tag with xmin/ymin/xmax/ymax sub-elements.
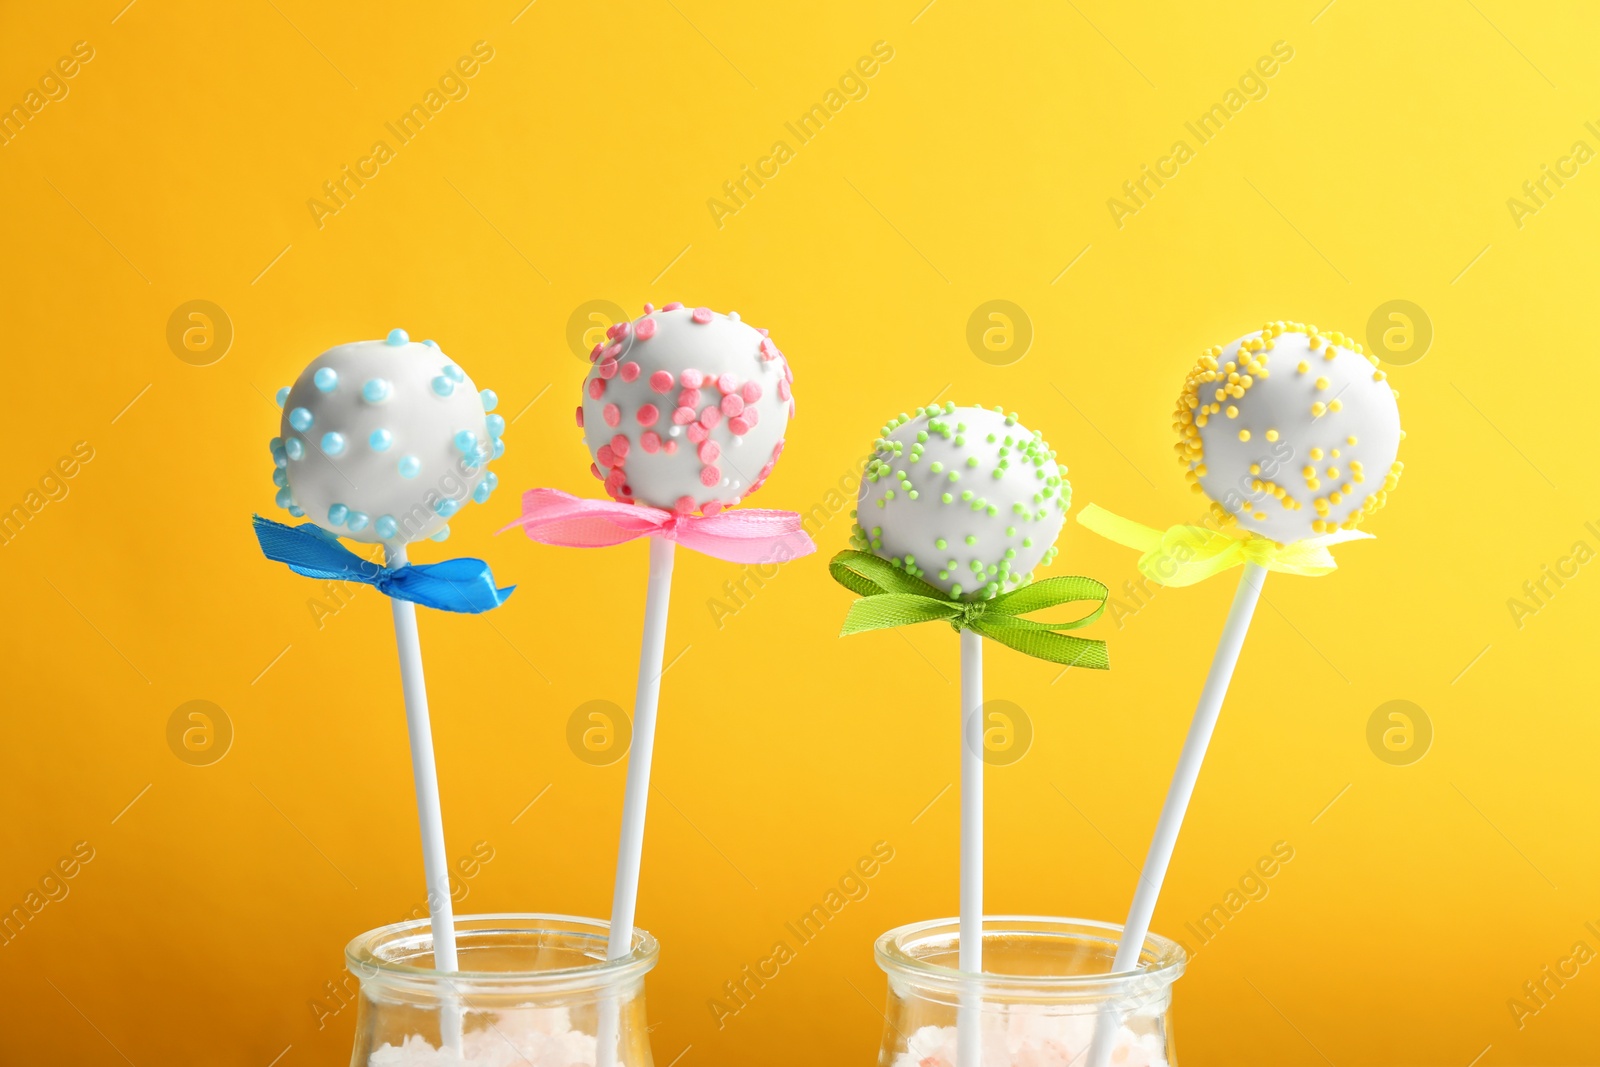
<box><xmin>603</xmin><ymin>403</ymin><xmax>621</xmax><ymax>427</ymax></box>
<box><xmin>700</xmin><ymin>465</ymin><xmax>721</xmax><ymax>487</ymax></box>
<box><xmin>771</xmin><ymin>439</ymin><xmax>785</xmax><ymax>460</ymax></box>
<box><xmin>643</xmin><ymin>302</ymin><xmax>655</xmax><ymax>314</ymax></box>
<box><xmin>702</xmin><ymin>501</ymin><xmax>722</xmax><ymax>517</ymax></box>
<box><xmin>590</xmin><ymin>462</ymin><xmax>602</xmax><ymax>480</ymax></box>
<box><xmin>783</xmin><ymin>362</ymin><xmax>793</xmax><ymax>383</ymax></box>
<box><xmin>664</xmin><ymin>301</ymin><xmax>684</xmax><ymax>311</ymax></box>
<box><xmin>680</xmin><ymin>368</ymin><xmax>704</xmax><ymax>389</ymax></box>
<box><xmin>758</xmin><ymin>327</ymin><xmax>769</xmax><ymax>337</ymax></box>
<box><xmin>605</xmin><ymin>469</ymin><xmax>627</xmax><ymax>495</ymax></box>
<box><xmin>741</xmin><ymin>382</ymin><xmax>762</xmax><ymax>402</ymax></box>
<box><xmin>759</xmin><ymin>339</ymin><xmax>776</xmax><ymax>361</ymax></box>
<box><xmin>687</xmin><ymin>422</ymin><xmax>708</xmax><ymax>444</ymax></box>
<box><xmin>720</xmin><ymin>393</ymin><xmax>745</xmax><ymax>417</ymax></box>
<box><xmin>716</xmin><ymin>373</ymin><xmax>737</xmax><ymax>394</ymax></box>
<box><xmin>604</xmin><ymin>343</ymin><xmax>623</xmax><ymax>360</ymax></box>
<box><xmin>698</xmin><ymin>440</ymin><xmax>720</xmax><ymax>464</ymax></box>
<box><xmin>728</xmin><ymin>415</ymin><xmax>751</xmax><ymax>435</ymax></box>
<box><xmin>678</xmin><ymin>388</ymin><xmax>703</xmax><ymax>409</ymax></box>
<box><xmin>672</xmin><ymin>406</ymin><xmax>696</xmax><ymax>425</ymax></box>
<box><xmin>699</xmin><ymin>407</ymin><xmax>722</xmax><ymax>429</ymax></box>
<box><xmin>649</xmin><ymin>370</ymin><xmax>674</xmax><ymax>393</ymax></box>
<box><xmin>789</xmin><ymin>399</ymin><xmax>795</xmax><ymax>418</ymax></box>
<box><xmin>606</xmin><ymin>322</ymin><xmax>626</xmax><ymax>340</ymax></box>
<box><xmin>636</xmin><ymin>317</ymin><xmax>658</xmax><ymax>340</ymax></box>
<box><xmin>596</xmin><ymin>444</ymin><xmax>616</xmax><ymax>468</ymax></box>
<box><xmin>777</xmin><ymin>378</ymin><xmax>790</xmax><ymax>401</ymax></box>
<box><xmin>620</xmin><ymin>362</ymin><xmax>641</xmax><ymax>383</ymax></box>
<box><xmin>637</xmin><ymin>403</ymin><xmax>660</xmax><ymax>426</ymax></box>
<box><xmin>599</xmin><ymin>359</ymin><xmax>619</xmax><ymax>380</ymax></box>
<box><xmin>674</xmin><ymin>495</ymin><xmax>696</xmax><ymax>514</ymax></box>
<box><xmin>588</xmin><ymin>378</ymin><xmax>606</xmax><ymax>399</ymax></box>
<box><xmin>611</xmin><ymin>434</ymin><xmax>631</xmax><ymax>460</ymax></box>
<box><xmin>663</xmin><ymin>440</ymin><xmax>678</xmax><ymax>454</ymax></box>
<box><xmin>744</xmin><ymin>405</ymin><xmax>760</xmax><ymax>427</ymax></box>
<box><xmin>575</xmin><ymin>405</ymin><xmax>585</xmax><ymax>427</ymax></box>
<box><xmin>692</xmin><ymin>307</ymin><xmax>713</xmax><ymax>324</ymax></box>
<box><xmin>590</xmin><ymin>343</ymin><xmax>604</xmax><ymax>362</ymax></box>
<box><xmin>641</xmin><ymin>431</ymin><xmax>661</xmax><ymax>453</ymax></box>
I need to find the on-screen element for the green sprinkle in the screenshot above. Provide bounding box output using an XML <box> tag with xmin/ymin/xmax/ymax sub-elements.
<box><xmin>951</xmin><ymin>584</ymin><xmax>963</xmax><ymax>597</ymax></box>
<box><xmin>966</xmin><ymin>457</ymin><xmax>978</xmax><ymax>468</ymax></box>
<box><xmin>961</xmin><ymin>490</ymin><xmax>974</xmax><ymax>501</ymax></box>
<box><xmin>935</xmin><ymin>538</ymin><xmax>947</xmax><ymax>550</ymax></box>
<box><xmin>939</xmin><ymin>570</ymin><xmax>949</xmax><ymax>581</ymax></box>
<box><xmin>941</xmin><ymin>493</ymin><xmax>953</xmax><ymax>504</ymax></box>
<box><xmin>965</xmin><ymin>534</ymin><xmax>978</xmax><ymax>545</ymax></box>
<box><xmin>1023</xmin><ymin>537</ymin><xmax>1033</xmax><ymax>547</ymax></box>
<box><xmin>948</xmin><ymin>471</ymin><xmax>960</xmax><ymax>483</ymax></box>
<box><xmin>908</xmin><ymin>490</ymin><xmax>919</xmax><ymax>500</ymax></box>
<box><xmin>930</xmin><ymin>462</ymin><xmax>944</xmax><ymax>473</ymax></box>
<box><xmin>986</xmin><ymin>505</ymin><xmax>998</xmax><ymax>516</ymax></box>
<box><xmin>1006</xmin><ymin>526</ymin><xmax>1017</xmax><ymax>537</ymax></box>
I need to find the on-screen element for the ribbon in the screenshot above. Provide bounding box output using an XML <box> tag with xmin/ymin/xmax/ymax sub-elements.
<box><xmin>1075</xmin><ymin>503</ymin><xmax>1372</xmax><ymax>588</ymax></box>
<box><xmin>502</xmin><ymin>488</ymin><xmax>817</xmax><ymax>564</ymax></box>
<box><xmin>828</xmin><ymin>550</ymin><xmax>1110</xmax><ymax>669</ymax></box>
<box><xmin>252</xmin><ymin>515</ymin><xmax>515</xmax><ymax>614</ymax></box>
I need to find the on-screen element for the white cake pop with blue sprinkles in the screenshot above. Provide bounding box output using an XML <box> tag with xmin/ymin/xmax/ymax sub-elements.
<box><xmin>270</xmin><ymin>329</ymin><xmax>505</xmax><ymax>545</ymax></box>
<box><xmin>850</xmin><ymin>403</ymin><xmax>1071</xmax><ymax>601</ymax></box>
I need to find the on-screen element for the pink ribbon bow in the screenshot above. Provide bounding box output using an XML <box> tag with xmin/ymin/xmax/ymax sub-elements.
<box><xmin>502</xmin><ymin>488</ymin><xmax>817</xmax><ymax>564</ymax></box>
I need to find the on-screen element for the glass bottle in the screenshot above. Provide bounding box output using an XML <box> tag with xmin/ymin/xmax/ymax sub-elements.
<box><xmin>873</xmin><ymin>915</ymin><xmax>1186</xmax><ymax>1066</ymax></box>
<box><xmin>345</xmin><ymin>913</ymin><xmax>657</xmax><ymax>1066</ymax></box>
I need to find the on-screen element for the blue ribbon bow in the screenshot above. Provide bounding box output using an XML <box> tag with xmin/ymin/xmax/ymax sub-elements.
<box><xmin>252</xmin><ymin>515</ymin><xmax>515</xmax><ymax>614</ymax></box>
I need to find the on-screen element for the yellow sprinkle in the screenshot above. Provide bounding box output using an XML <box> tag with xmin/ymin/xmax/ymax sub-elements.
<box><xmin>1253</xmin><ymin>512</ymin><xmax>1267</xmax><ymax>520</ymax></box>
<box><xmin>1297</xmin><ymin>360</ymin><xmax>1309</xmax><ymax>373</ymax></box>
<box><xmin>1315</xmin><ymin>377</ymin><xmax>1329</xmax><ymax>390</ymax></box>
<box><xmin>1302</xmin><ymin>465</ymin><xmax>1316</xmax><ymax>478</ymax></box>
<box><xmin>1373</xmin><ymin>370</ymin><xmax>1386</xmax><ymax>381</ymax></box>
<box><xmin>1196</xmin><ymin>464</ymin><xmax>1208</xmax><ymax>476</ymax></box>
<box><xmin>1328</xmin><ymin>399</ymin><xmax>1343</xmax><ymax>413</ymax></box>
<box><xmin>1238</xmin><ymin>429</ymin><xmax>1251</xmax><ymax>441</ymax></box>
<box><xmin>1266</xmin><ymin>429</ymin><xmax>1279</xmax><ymax>441</ymax></box>
<box><xmin>1326</xmin><ymin>467</ymin><xmax>1340</xmax><ymax>479</ymax></box>
<box><xmin>1226</xmin><ymin>405</ymin><xmax>1239</xmax><ymax>418</ymax></box>
<box><xmin>1310</xmin><ymin>448</ymin><xmax>1324</xmax><ymax>460</ymax></box>
<box><xmin>1330</xmin><ymin>449</ymin><xmax>1340</xmax><ymax>458</ymax></box>
<box><xmin>1347</xmin><ymin>435</ymin><xmax>1358</xmax><ymax>446</ymax></box>
<box><xmin>1250</xmin><ymin>464</ymin><xmax>1261</xmax><ymax>475</ymax></box>
<box><xmin>1311</xmin><ymin>402</ymin><xmax>1327</xmax><ymax>416</ymax></box>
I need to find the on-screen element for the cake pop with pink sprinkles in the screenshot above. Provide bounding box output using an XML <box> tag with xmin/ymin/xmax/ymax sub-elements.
<box><xmin>577</xmin><ymin>303</ymin><xmax>793</xmax><ymax>516</ymax></box>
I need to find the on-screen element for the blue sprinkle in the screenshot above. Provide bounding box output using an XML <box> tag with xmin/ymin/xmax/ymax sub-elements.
<box><xmin>321</xmin><ymin>432</ymin><xmax>346</xmax><ymax>456</ymax></box>
<box><xmin>376</xmin><ymin>515</ymin><xmax>399</xmax><ymax>539</ymax></box>
<box><xmin>386</xmin><ymin>328</ymin><xmax>409</xmax><ymax>346</ymax></box>
<box><xmin>435</xmin><ymin>498</ymin><xmax>460</xmax><ymax>518</ymax></box>
<box><xmin>454</xmin><ymin>430</ymin><xmax>477</xmax><ymax>452</ymax></box>
<box><xmin>314</xmin><ymin>367</ymin><xmax>339</xmax><ymax>392</ymax></box>
<box><xmin>399</xmin><ymin>455</ymin><xmax>421</xmax><ymax>478</ymax></box>
<box><xmin>423</xmin><ymin>339</ymin><xmax>440</xmax><ymax>350</ymax></box>
<box><xmin>492</xmin><ymin>438</ymin><xmax>506</xmax><ymax>459</ymax></box>
<box><xmin>270</xmin><ymin>436</ymin><xmax>285</xmax><ymax>455</ymax></box>
<box><xmin>485</xmin><ymin>414</ymin><xmax>506</xmax><ymax>438</ymax></box>
<box><xmin>479</xmin><ymin>389</ymin><xmax>498</xmax><ymax>412</ymax></box>
<box><xmin>485</xmin><ymin>472</ymin><xmax>499</xmax><ymax>491</ymax></box>
<box><xmin>274</xmin><ymin>487</ymin><xmax>294</xmax><ymax>509</ymax></box>
<box><xmin>328</xmin><ymin>503</ymin><xmax>349</xmax><ymax>526</ymax></box>
<box><xmin>369</xmin><ymin>428</ymin><xmax>393</xmax><ymax>451</ymax></box>
<box><xmin>289</xmin><ymin>407</ymin><xmax>313</xmax><ymax>431</ymax></box>
<box><xmin>287</xmin><ymin>504</ymin><xmax>306</xmax><ymax>518</ymax></box>
<box><xmin>472</xmin><ymin>479</ymin><xmax>491</xmax><ymax>504</ymax></box>
<box><xmin>272</xmin><ymin>469</ymin><xmax>287</xmax><ymax>487</ymax></box>
<box><xmin>347</xmin><ymin>511</ymin><xmax>370</xmax><ymax>532</ymax></box>
<box><xmin>285</xmin><ymin>438</ymin><xmax>305</xmax><ymax>461</ymax></box>
<box><xmin>430</xmin><ymin>524</ymin><xmax>451</xmax><ymax>542</ymax></box>
<box><xmin>275</xmin><ymin>387</ymin><xmax>290</xmax><ymax>407</ymax></box>
<box><xmin>362</xmin><ymin>378</ymin><xmax>392</xmax><ymax>404</ymax></box>
<box><xmin>443</xmin><ymin>364</ymin><xmax>465</xmax><ymax>383</ymax></box>
<box><xmin>274</xmin><ymin>452</ymin><xmax>287</xmax><ymax>469</ymax></box>
<box><xmin>431</xmin><ymin>376</ymin><xmax>454</xmax><ymax>397</ymax></box>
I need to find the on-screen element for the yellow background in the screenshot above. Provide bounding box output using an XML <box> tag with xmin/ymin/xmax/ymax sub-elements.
<box><xmin>2</xmin><ymin>0</ymin><xmax>1597</xmax><ymax>1063</ymax></box>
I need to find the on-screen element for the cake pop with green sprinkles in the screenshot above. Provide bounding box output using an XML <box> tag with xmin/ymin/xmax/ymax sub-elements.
<box><xmin>849</xmin><ymin>403</ymin><xmax>1070</xmax><ymax>601</ymax></box>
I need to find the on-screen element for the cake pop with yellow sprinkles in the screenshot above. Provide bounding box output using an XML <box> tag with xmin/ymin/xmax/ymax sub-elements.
<box><xmin>1176</xmin><ymin>320</ymin><xmax>1404</xmax><ymax>545</ymax></box>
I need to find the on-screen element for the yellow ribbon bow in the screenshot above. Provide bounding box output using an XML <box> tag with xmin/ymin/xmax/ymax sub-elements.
<box><xmin>1075</xmin><ymin>503</ymin><xmax>1372</xmax><ymax>587</ymax></box>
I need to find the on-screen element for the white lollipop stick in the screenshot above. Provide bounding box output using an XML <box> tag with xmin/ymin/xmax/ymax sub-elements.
<box><xmin>599</xmin><ymin>535</ymin><xmax>676</xmax><ymax>1067</ymax></box>
<box><xmin>958</xmin><ymin>628</ymin><xmax>984</xmax><ymax>1067</ymax></box>
<box><xmin>1087</xmin><ymin>561</ymin><xmax>1266</xmax><ymax>1067</ymax></box>
<box><xmin>385</xmin><ymin>543</ymin><xmax>461</xmax><ymax>1052</ymax></box>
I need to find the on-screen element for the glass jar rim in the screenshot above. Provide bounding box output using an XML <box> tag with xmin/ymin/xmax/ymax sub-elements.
<box><xmin>875</xmin><ymin>915</ymin><xmax>1185</xmax><ymax>1000</ymax></box>
<box><xmin>345</xmin><ymin>912</ymin><xmax>659</xmax><ymax>994</ymax></box>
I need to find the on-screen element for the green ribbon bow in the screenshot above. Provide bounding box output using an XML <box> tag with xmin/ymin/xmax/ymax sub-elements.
<box><xmin>828</xmin><ymin>550</ymin><xmax>1111</xmax><ymax>669</ymax></box>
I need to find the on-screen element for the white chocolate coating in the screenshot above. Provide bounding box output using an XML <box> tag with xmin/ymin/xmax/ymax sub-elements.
<box><xmin>1177</xmin><ymin>322</ymin><xmax>1403</xmax><ymax>543</ymax></box>
<box><xmin>271</xmin><ymin>332</ymin><xmax>505</xmax><ymax>545</ymax></box>
<box><xmin>579</xmin><ymin>304</ymin><xmax>792</xmax><ymax>515</ymax></box>
<box><xmin>851</xmin><ymin>404</ymin><xmax>1070</xmax><ymax>601</ymax></box>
